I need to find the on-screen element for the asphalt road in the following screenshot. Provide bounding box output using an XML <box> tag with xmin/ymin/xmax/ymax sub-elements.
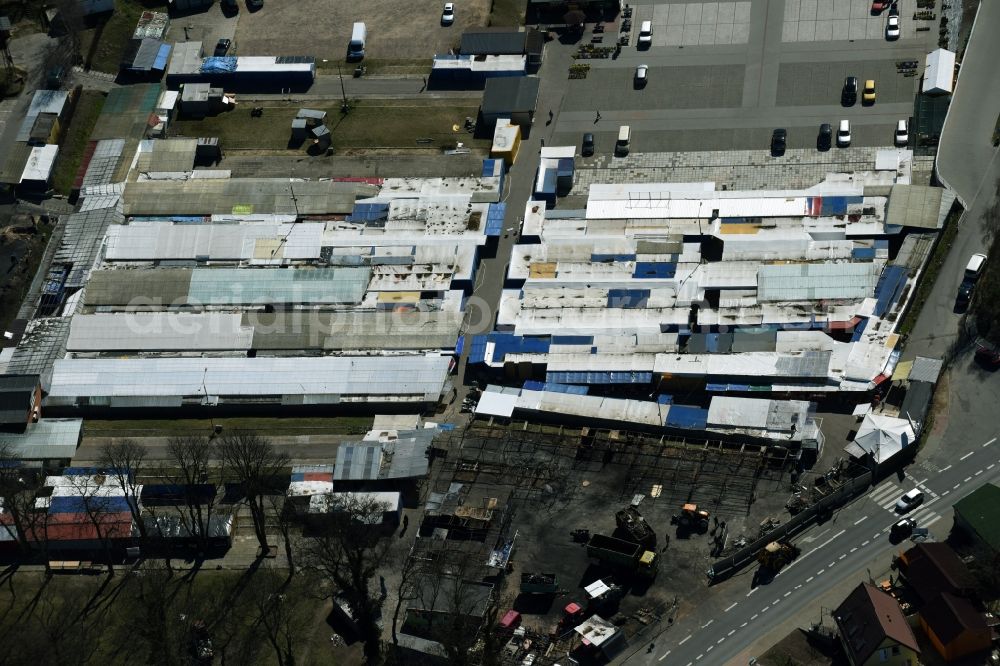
<box><xmin>623</xmin><ymin>429</ymin><xmax>1000</xmax><ymax>666</ymax></box>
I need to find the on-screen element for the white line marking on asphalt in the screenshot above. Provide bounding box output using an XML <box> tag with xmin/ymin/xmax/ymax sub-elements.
<box><xmin>728</xmin><ymin>629</ymin><xmax>736</xmax><ymax>637</ymax></box>
<box><xmin>707</xmin><ymin>646</ymin><xmax>714</xmax><ymax>653</ymax></box>
<box><xmin>784</xmin><ymin>591</ymin><xmax>791</xmax><ymax>597</ymax></box>
<box><xmin>761</xmin><ymin>606</ymin><xmax>769</xmax><ymax>613</ymax></box>
<box><xmin>817</xmin><ymin>568</ymin><xmax>825</xmax><ymax>575</ymax></box>
<box><xmin>696</xmin><ymin>654</ymin><xmax>704</xmax><ymax>661</ymax></box>
<box><xmin>724</xmin><ymin>602</ymin><xmax>738</xmax><ymax>612</ymax></box>
<box><xmin>795</xmin><ymin>584</ymin><xmax>802</xmax><ymax>590</ymax></box>
<box><xmin>702</xmin><ymin>620</ymin><xmax>714</xmax><ymax>628</ymax></box>
<box><xmin>679</xmin><ymin>635</ymin><xmax>692</xmax><ymax>645</ymax></box>
<box><xmin>686</xmin><ymin>662</ymin><xmax>692</xmax><ymax>666</ymax></box>
<box><xmin>873</xmin><ymin>532</ymin><xmax>882</xmax><ymax>540</ymax></box>
<box><xmin>862</xmin><ymin>540</ymin><xmax>870</xmax><ymax>546</ymax></box>
<box><xmin>741</xmin><ymin>622</ymin><xmax>748</xmax><ymax>628</ymax></box>
<box><xmin>854</xmin><ymin>515</ymin><xmax>868</xmax><ymax>525</ymax></box>
<box><xmin>984</xmin><ymin>437</ymin><xmax>996</xmax><ymax>447</ymax></box>
<box><xmin>976</xmin><ymin>470</ymin><xmax>984</xmax><ymax>476</ymax></box>
<box><xmin>747</xmin><ymin>588</ymin><xmax>758</xmax><ymax>597</ymax></box>
<box><xmin>808</xmin><ymin>529</ymin><xmax>846</xmax><ymax>555</ymax></box>
<box><xmin>751</xmin><ymin>614</ymin><xmax>759</xmax><ymax>620</ymax></box>
<box><xmin>941</xmin><ymin>464</ymin><xmax>953</xmax><ymax>472</ymax></box>
<box><xmin>962</xmin><ymin>451</ymin><xmax>975</xmax><ymax>460</ymax></box>
<box><xmin>850</xmin><ymin>547</ymin><xmax>858</xmax><ymax>552</ymax></box>
<box><xmin>839</xmin><ymin>554</ymin><xmax>846</xmax><ymax>560</ymax></box>
<box><xmin>954</xmin><ymin>483</ymin><xmax>961</xmax><ymax>489</ymax></box>
<box><xmin>806</xmin><ymin>576</ymin><xmax>814</xmax><ymax>583</ymax></box>
<box><xmin>942</xmin><ymin>490</ymin><xmax>950</xmax><ymax>496</ymax></box>
<box><xmin>659</xmin><ymin>651</ymin><xmax>670</xmax><ymax>661</ymax></box>
<box><xmin>924</xmin><ymin>515</ymin><xmax>942</xmax><ymax>528</ymax></box>
<box><xmin>829</xmin><ymin>561</ymin><xmax>836</xmax><ymax>568</ymax></box>
<box><xmin>965</xmin><ymin>476</ymin><xmax>973</xmax><ymax>482</ymax></box>
<box><xmin>717</xmin><ymin>638</ymin><xmax>725</xmax><ymax>645</ymax></box>
<box><xmin>990</xmin><ymin>464</ymin><xmax>996</xmax><ymax>470</ymax></box>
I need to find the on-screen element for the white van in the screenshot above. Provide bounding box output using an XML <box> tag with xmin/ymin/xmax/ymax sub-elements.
<box><xmin>837</xmin><ymin>119</ymin><xmax>851</xmax><ymax>147</ymax></box>
<box><xmin>638</xmin><ymin>21</ymin><xmax>653</xmax><ymax>48</ymax></box>
<box><xmin>348</xmin><ymin>22</ymin><xmax>367</xmax><ymax>61</ymax></box>
<box><xmin>614</xmin><ymin>125</ymin><xmax>631</xmax><ymax>157</ymax></box>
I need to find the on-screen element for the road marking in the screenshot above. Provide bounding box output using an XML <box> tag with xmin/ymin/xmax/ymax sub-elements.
<box><xmin>941</xmin><ymin>464</ymin><xmax>953</xmax><ymax>472</ymax></box>
<box><xmin>854</xmin><ymin>515</ymin><xmax>868</xmax><ymax>525</ymax></box>
<box><xmin>706</xmin><ymin>646</ymin><xmax>714</xmax><ymax>653</ymax></box>
<box><xmin>850</xmin><ymin>547</ymin><xmax>858</xmax><ymax>552</ymax></box>
<box><xmin>954</xmin><ymin>483</ymin><xmax>961</xmax><ymax>489</ymax></box>
<box><xmin>965</xmin><ymin>476</ymin><xmax>973</xmax><ymax>482</ymax></box>
<box><xmin>795</xmin><ymin>584</ymin><xmax>802</xmax><ymax>590</ymax></box>
<box><xmin>862</xmin><ymin>540</ymin><xmax>870</xmax><ymax>546</ymax></box>
<box><xmin>724</xmin><ymin>602</ymin><xmax>738</xmax><ymax>612</ymax></box>
<box><xmin>807</xmin><ymin>528</ymin><xmax>846</xmax><ymax>555</ymax></box>
<box><xmin>976</xmin><ymin>470</ymin><xmax>984</xmax><ymax>476</ymax></box>
<box><xmin>696</xmin><ymin>654</ymin><xmax>704</xmax><ymax>661</ymax></box>
<box><xmin>984</xmin><ymin>437</ymin><xmax>997</xmax><ymax>447</ymax></box>
<box><xmin>679</xmin><ymin>635</ymin><xmax>692</xmax><ymax>645</ymax></box>
<box><xmin>839</xmin><ymin>554</ymin><xmax>846</xmax><ymax>560</ymax></box>
<box><xmin>990</xmin><ymin>464</ymin><xmax>996</xmax><ymax>470</ymax></box>
<box><xmin>702</xmin><ymin>620</ymin><xmax>714</xmax><ymax>629</ymax></box>
<box><xmin>784</xmin><ymin>591</ymin><xmax>791</xmax><ymax>597</ymax></box>
<box><xmin>741</xmin><ymin>622</ymin><xmax>748</xmax><ymax>628</ymax></box>
<box><xmin>806</xmin><ymin>576</ymin><xmax>814</xmax><ymax>583</ymax></box>
<box><xmin>728</xmin><ymin>629</ymin><xmax>736</xmax><ymax>637</ymax></box>
<box><xmin>924</xmin><ymin>515</ymin><xmax>942</xmax><ymax>528</ymax></box>
<box><xmin>817</xmin><ymin>568</ymin><xmax>825</xmax><ymax>575</ymax></box>
<box><xmin>747</xmin><ymin>588</ymin><xmax>758</xmax><ymax>597</ymax></box>
<box><xmin>659</xmin><ymin>652</ymin><xmax>670</xmax><ymax>661</ymax></box>
<box><xmin>829</xmin><ymin>561</ymin><xmax>836</xmax><ymax>568</ymax></box>
<box><xmin>942</xmin><ymin>490</ymin><xmax>950</xmax><ymax>496</ymax></box>
<box><xmin>716</xmin><ymin>638</ymin><xmax>725</xmax><ymax>645</ymax></box>
<box><xmin>961</xmin><ymin>451</ymin><xmax>975</xmax><ymax>460</ymax></box>
<box><xmin>751</xmin><ymin>614</ymin><xmax>759</xmax><ymax>620</ymax></box>
<box><xmin>761</xmin><ymin>605</ymin><xmax>769</xmax><ymax>613</ymax></box>
<box><xmin>873</xmin><ymin>533</ymin><xmax>882</xmax><ymax>540</ymax></box>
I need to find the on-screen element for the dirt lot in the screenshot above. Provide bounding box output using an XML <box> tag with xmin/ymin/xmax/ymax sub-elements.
<box><xmin>234</xmin><ymin>0</ymin><xmax>491</xmax><ymax>64</ymax></box>
<box><xmin>170</xmin><ymin>99</ymin><xmax>488</xmax><ymax>152</ymax></box>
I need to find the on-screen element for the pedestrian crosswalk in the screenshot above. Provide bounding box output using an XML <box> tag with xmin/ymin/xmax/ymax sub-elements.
<box><xmin>867</xmin><ymin>482</ymin><xmax>943</xmax><ymax>529</ymax></box>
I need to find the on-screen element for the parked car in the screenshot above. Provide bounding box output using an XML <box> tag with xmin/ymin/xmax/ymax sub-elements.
<box><xmin>581</xmin><ymin>132</ymin><xmax>595</xmax><ymax>157</ymax></box>
<box><xmin>894</xmin><ymin>119</ymin><xmax>908</xmax><ymax>146</ymax></box>
<box><xmin>634</xmin><ymin>64</ymin><xmax>648</xmax><ymax>88</ymax></box>
<box><xmin>895</xmin><ymin>489</ymin><xmax>924</xmax><ymax>513</ymax></box>
<box><xmin>862</xmin><ymin>79</ymin><xmax>876</xmax><ymax>105</ymax></box>
<box><xmin>957</xmin><ymin>253</ymin><xmax>987</xmax><ymax>306</ymax></box>
<box><xmin>886</xmin><ymin>15</ymin><xmax>900</xmax><ymax>40</ymax></box>
<box><xmin>890</xmin><ymin>517</ymin><xmax>916</xmax><ymax>541</ymax></box>
<box><xmin>213</xmin><ymin>38</ymin><xmax>231</xmax><ymax>56</ymax></box>
<box><xmin>842</xmin><ymin>76</ymin><xmax>858</xmax><ymax>106</ymax></box>
<box><xmin>221</xmin><ymin>0</ymin><xmax>238</xmax><ymax>12</ymax></box>
<box><xmin>817</xmin><ymin>123</ymin><xmax>832</xmax><ymax>151</ymax></box>
<box><xmin>770</xmin><ymin>128</ymin><xmax>787</xmax><ymax>156</ymax></box>
<box><xmin>871</xmin><ymin>0</ymin><xmax>890</xmax><ymax>14</ymax></box>
<box><xmin>837</xmin><ymin>119</ymin><xmax>851</xmax><ymax>147</ymax></box>
<box><xmin>441</xmin><ymin>2</ymin><xmax>455</xmax><ymax>25</ymax></box>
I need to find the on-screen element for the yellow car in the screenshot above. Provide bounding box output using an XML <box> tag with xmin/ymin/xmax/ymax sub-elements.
<box><xmin>862</xmin><ymin>79</ymin><xmax>876</xmax><ymax>104</ymax></box>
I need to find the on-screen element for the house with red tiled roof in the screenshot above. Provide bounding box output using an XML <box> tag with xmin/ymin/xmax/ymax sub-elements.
<box><xmin>834</xmin><ymin>583</ymin><xmax>920</xmax><ymax>666</ymax></box>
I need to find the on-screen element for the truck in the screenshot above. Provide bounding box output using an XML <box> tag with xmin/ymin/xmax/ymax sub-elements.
<box><xmin>615</xmin><ymin>505</ymin><xmax>656</xmax><ymax>548</ymax></box>
<box><xmin>587</xmin><ymin>534</ymin><xmax>658</xmax><ymax>577</ymax></box>
<box><xmin>757</xmin><ymin>540</ymin><xmax>800</xmax><ymax>573</ymax></box>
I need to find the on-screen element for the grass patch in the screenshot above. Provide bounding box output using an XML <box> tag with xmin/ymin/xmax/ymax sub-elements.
<box><xmin>488</xmin><ymin>0</ymin><xmax>526</xmax><ymax>27</ymax></box>
<box><xmin>81</xmin><ymin>0</ymin><xmax>168</xmax><ymax>74</ymax></box>
<box><xmin>52</xmin><ymin>90</ymin><xmax>106</xmax><ymax>195</ymax></box>
<box><xmin>85</xmin><ymin>415</ymin><xmax>375</xmax><ymax>437</ymax></box>
<box><xmin>171</xmin><ymin>99</ymin><xmax>488</xmax><ymax>151</ymax></box>
<box><xmin>897</xmin><ymin>202</ymin><xmax>963</xmax><ymax>338</ymax></box>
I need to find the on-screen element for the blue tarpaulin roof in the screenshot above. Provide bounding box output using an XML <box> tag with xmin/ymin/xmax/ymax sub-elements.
<box><xmin>666</xmin><ymin>405</ymin><xmax>708</xmax><ymax>429</ymax></box>
<box><xmin>153</xmin><ymin>43</ymin><xmax>172</xmax><ymax>71</ymax></box>
<box><xmin>347</xmin><ymin>203</ymin><xmax>390</xmax><ymax>223</ymax></box>
<box><xmin>551</xmin><ymin>335</ymin><xmax>593</xmax><ymax>345</ymax></box>
<box><xmin>874</xmin><ymin>265</ymin><xmax>908</xmax><ymax>316</ymax></box>
<box><xmin>633</xmin><ymin>262</ymin><xmax>677</xmax><ymax>279</ymax></box>
<box><xmin>202</xmin><ymin>56</ymin><xmax>238</xmax><ymax>73</ymax></box>
<box><xmin>591</xmin><ymin>253</ymin><xmax>636</xmax><ymax>262</ymax></box>
<box><xmin>522</xmin><ymin>380</ymin><xmax>589</xmax><ymax>395</ymax></box>
<box><xmin>485</xmin><ymin>202</ymin><xmax>506</xmax><ymax>237</ymax></box>
<box><xmin>850</xmin><ymin>317</ymin><xmax>869</xmax><ymax>342</ymax></box>
<box><xmin>852</xmin><ymin>247</ymin><xmax>876</xmax><ymax>259</ymax></box>
<box><xmin>607</xmin><ymin>288</ymin><xmax>650</xmax><ymax>309</ymax></box>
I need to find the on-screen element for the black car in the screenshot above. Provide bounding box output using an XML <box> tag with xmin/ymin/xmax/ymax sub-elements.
<box><xmin>214</xmin><ymin>39</ymin><xmax>232</xmax><ymax>56</ymax></box>
<box><xmin>842</xmin><ymin>76</ymin><xmax>858</xmax><ymax>106</ymax></box>
<box><xmin>770</xmin><ymin>128</ymin><xmax>787</xmax><ymax>157</ymax></box>
<box><xmin>817</xmin><ymin>123</ymin><xmax>832</xmax><ymax>151</ymax></box>
<box><xmin>221</xmin><ymin>0</ymin><xmax>238</xmax><ymax>12</ymax></box>
<box><xmin>581</xmin><ymin>132</ymin><xmax>595</xmax><ymax>157</ymax></box>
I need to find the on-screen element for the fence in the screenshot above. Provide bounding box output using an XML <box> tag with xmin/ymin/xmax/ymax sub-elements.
<box><xmin>706</xmin><ymin>470</ymin><xmax>873</xmax><ymax>581</ymax></box>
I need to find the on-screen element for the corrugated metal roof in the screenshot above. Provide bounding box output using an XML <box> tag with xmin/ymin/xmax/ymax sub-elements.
<box><xmin>0</xmin><ymin>418</ymin><xmax>81</xmax><ymax>460</ymax></box>
<box><xmin>67</xmin><ymin>313</ymin><xmax>253</xmax><ymax>351</ymax></box>
<box><xmin>48</xmin><ymin>355</ymin><xmax>451</xmax><ymax>400</ymax></box>
<box><xmin>104</xmin><ymin>222</ymin><xmax>325</xmax><ymax>262</ymax></box>
<box><xmin>20</xmin><ymin>145</ymin><xmax>59</xmax><ymax>183</ymax></box>
<box><xmin>757</xmin><ymin>262</ymin><xmax>878</xmax><ymax>301</ymax></box>
<box><xmin>16</xmin><ymin>90</ymin><xmax>69</xmax><ymax>143</ymax></box>
<box><xmin>909</xmin><ymin>356</ymin><xmax>943</xmax><ymax>383</ymax></box>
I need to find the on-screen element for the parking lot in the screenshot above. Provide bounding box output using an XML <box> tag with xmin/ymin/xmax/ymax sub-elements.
<box><xmin>233</xmin><ymin>0</ymin><xmax>490</xmax><ymax>62</ymax></box>
<box><xmin>547</xmin><ymin>0</ymin><xmax>935</xmax><ymax>157</ymax></box>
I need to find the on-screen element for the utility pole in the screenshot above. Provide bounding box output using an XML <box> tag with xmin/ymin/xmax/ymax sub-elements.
<box><xmin>337</xmin><ymin>64</ymin><xmax>350</xmax><ymax>114</ymax></box>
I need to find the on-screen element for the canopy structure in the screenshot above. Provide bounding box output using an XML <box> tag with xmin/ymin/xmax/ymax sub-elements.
<box><xmin>844</xmin><ymin>413</ymin><xmax>916</xmax><ymax>464</ymax></box>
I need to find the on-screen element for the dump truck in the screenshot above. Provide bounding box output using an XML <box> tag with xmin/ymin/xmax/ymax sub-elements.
<box><xmin>615</xmin><ymin>505</ymin><xmax>656</xmax><ymax>548</ymax></box>
<box><xmin>757</xmin><ymin>540</ymin><xmax>800</xmax><ymax>572</ymax></box>
<box><xmin>587</xmin><ymin>534</ymin><xmax>658</xmax><ymax>577</ymax></box>
<box><xmin>520</xmin><ymin>572</ymin><xmax>558</xmax><ymax>594</ymax></box>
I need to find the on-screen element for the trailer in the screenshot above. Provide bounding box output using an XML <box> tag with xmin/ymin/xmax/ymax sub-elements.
<box><xmin>586</xmin><ymin>534</ymin><xmax>657</xmax><ymax>577</ymax></box>
<box><xmin>520</xmin><ymin>572</ymin><xmax>558</xmax><ymax>594</ymax></box>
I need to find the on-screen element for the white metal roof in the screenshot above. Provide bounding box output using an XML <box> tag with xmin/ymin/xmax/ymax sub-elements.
<box><xmin>922</xmin><ymin>48</ymin><xmax>955</xmax><ymax>94</ymax></box>
<box><xmin>20</xmin><ymin>144</ymin><xmax>59</xmax><ymax>183</ymax></box>
<box><xmin>104</xmin><ymin>222</ymin><xmax>325</xmax><ymax>262</ymax></box>
<box><xmin>48</xmin><ymin>356</ymin><xmax>451</xmax><ymax>400</ymax></box>
<box><xmin>67</xmin><ymin>313</ymin><xmax>253</xmax><ymax>351</ymax></box>
<box><xmin>757</xmin><ymin>262</ymin><xmax>878</xmax><ymax>301</ymax></box>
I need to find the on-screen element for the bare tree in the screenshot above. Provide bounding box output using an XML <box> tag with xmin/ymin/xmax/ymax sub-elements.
<box><xmin>162</xmin><ymin>435</ymin><xmax>221</xmax><ymax>560</ymax></box>
<box><xmin>217</xmin><ymin>431</ymin><xmax>289</xmax><ymax>557</ymax></box>
<box><xmin>64</xmin><ymin>472</ymin><xmax>130</xmax><ymax>575</ymax></box>
<box><xmin>0</xmin><ymin>442</ymin><xmax>48</xmax><ymax>562</ymax></box>
<box><xmin>302</xmin><ymin>495</ymin><xmax>395</xmax><ymax>664</ymax></box>
<box><xmin>250</xmin><ymin>565</ymin><xmax>311</xmax><ymax>666</ymax></box>
<box><xmin>98</xmin><ymin>439</ymin><xmax>148</xmax><ymax>540</ymax></box>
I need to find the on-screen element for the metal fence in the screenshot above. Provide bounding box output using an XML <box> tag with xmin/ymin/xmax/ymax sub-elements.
<box><xmin>706</xmin><ymin>470</ymin><xmax>873</xmax><ymax>581</ymax></box>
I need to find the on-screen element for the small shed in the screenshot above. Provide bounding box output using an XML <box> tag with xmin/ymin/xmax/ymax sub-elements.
<box><xmin>922</xmin><ymin>48</ymin><xmax>956</xmax><ymax>95</ymax></box>
<box><xmin>296</xmin><ymin>108</ymin><xmax>327</xmax><ymax>125</ymax></box>
<box><xmin>291</xmin><ymin>117</ymin><xmax>309</xmax><ymax>140</ymax></box>
<box><xmin>20</xmin><ymin>144</ymin><xmax>59</xmax><ymax>190</ymax></box>
<box><xmin>480</xmin><ymin>76</ymin><xmax>540</xmax><ymax>128</ymax></box>
<box><xmin>491</xmin><ymin>118</ymin><xmax>521</xmax><ymax>164</ymax></box>
<box><xmin>179</xmin><ymin>83</ymin><xmax>223</xmax><ymax>118</ymax></box>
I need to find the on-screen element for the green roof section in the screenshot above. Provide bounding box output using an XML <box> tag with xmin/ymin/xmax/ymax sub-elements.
<box><xmin>953</xmin><ymin>482</ymin><xmax>1000</xmax><ymax>550</ymax></box>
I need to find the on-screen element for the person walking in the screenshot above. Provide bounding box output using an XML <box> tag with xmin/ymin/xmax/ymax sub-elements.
<box><xmin>595</xmin><ymin>110</ymin><xmax>602</xmax><ymax>122</ymax></box>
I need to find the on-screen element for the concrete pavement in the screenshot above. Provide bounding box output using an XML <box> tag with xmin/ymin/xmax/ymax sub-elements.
<box><xmin>935</xmin><ymin>0</ymin><xmax>1000</xmax><ymax>208</ymax></box>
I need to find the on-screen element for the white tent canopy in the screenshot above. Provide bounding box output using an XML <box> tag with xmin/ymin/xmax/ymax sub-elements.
<box><xmin>844</xmin><ymin>413</ymin><xmax>916</xmax><ymax>464</ymax></box>
<box><xmin>922</xmin><ymin>48</ymin><xmax>956</xmax><ymax>95</ymax></box>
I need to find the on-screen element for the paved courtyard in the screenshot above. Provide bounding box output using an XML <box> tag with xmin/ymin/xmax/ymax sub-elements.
<box><xmin>782</xmin><ymin>0</ymin><xmax>922</xmax><ymax>42</ymax></box>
